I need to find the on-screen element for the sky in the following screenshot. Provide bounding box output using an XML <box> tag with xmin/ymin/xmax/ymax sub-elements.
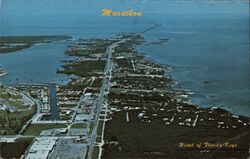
<box><xmin>1</xmin><ymin>0</ymin><xmax>249</xmax><ymax>16</ymax></box>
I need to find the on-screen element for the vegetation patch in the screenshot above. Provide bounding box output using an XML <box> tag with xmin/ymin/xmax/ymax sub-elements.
<box><xmin>103</xmin><ymin>110</ymin><xmax>250</xmax><ymax>159</ymax></box>
<box><xmin>71</xmin><ymin>123</ymin><xmax>87</xmax><ymax>129</ymax></box>
<box><xmin>92</xmin><ymin>146</ymin><xmax>100</xmax><ymax>159</ymax></box>
<box><xmin>0</xmin><ymin>137</ymin><xmax>33</xmax><ymax>159</ymax></box>
<box><xmin>58</xmin><ymin>60</ymin><xmax>106</xmax><ymax>77</ymax></box>
<box><xmin>0</xmin><ymin>107</ymin><xmax>35</xmax><ymax>135</ymax></box>
<box><xmin>97</xmin><ymin>120</ymin><xmax>104</xmax><ymax>136</ymax></box>
<box><xmin>23</xmin><ymin>123</ymin><xmax>67</xmax><ymax>136</ymax></box>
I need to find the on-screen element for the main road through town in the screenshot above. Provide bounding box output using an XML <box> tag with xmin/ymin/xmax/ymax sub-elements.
<box><xmin>87</xmin><ymin>23</ymin><xmax>160</xmax><ymax>159</ymax></box>
<box><xmin>87</xmin><ymin>38</ymin><xmax>127</xmax><ymax>159</ymax></box>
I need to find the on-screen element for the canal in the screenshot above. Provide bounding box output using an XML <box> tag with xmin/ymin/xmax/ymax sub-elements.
<box><xmin>48</xmin><ymin>86</ymin><xmax>59</xmax><ymax>120</ymax></box>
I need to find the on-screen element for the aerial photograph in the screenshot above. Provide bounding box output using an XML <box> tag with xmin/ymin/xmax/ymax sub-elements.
<box><xmin>0</xmin><ymin>0</ymin><xmax>249</xmax><ymax>159</ymax></box>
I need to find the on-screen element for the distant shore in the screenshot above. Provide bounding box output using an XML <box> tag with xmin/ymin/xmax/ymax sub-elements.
<box><xmin>0</xmin><ymin>35</ymin><xmax>72</xmax><ymax>53</ymax></box>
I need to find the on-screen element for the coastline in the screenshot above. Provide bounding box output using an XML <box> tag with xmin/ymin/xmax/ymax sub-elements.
<box><xmin>1</xmin><ymin>31</ymin><xmax>249</xmax><ymax>159</ymax></box>
<box><xmin>56</xmin><ymin>32</ymin><xmax>250</xmax><ymax>158</ymax></box>
<box><xmin>57</xmin><ymin>32</ymin><xmax>250</xmax><ymax>123</ymax></box>
<box><xmin>137</xmin><ymin>21</ymin><xmax>250</xmax><ymax>117</ymax></box>
<box><xmin>0</xmin><ymin>35</ymin><xmax>72</xmax><ymax>53</ymax></box>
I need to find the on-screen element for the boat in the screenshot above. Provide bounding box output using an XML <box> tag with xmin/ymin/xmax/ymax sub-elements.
<box><xmin>0</xmin><ymin>67</ymin><xmax>7</xmax><ymax>77</ymax></box>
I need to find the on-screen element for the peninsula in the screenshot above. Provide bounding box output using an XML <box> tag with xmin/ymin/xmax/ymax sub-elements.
<box><xmin>0</xmin><ymin>35</ymin><xmax>72</xmax><ymax>53</ymax></box>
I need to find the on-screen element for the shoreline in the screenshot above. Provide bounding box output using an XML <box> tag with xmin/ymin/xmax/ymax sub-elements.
<box><xmin>0</xmin><ymin>31</ymin><xmax>249</xmax><ymax>158</ymax></box>
<box><xmin>102</xmin><ymin>33</ymin><xmax>250</xmax><ymax>158</ymax></box>
<box><xmin>138</xmin><ymin>45</ymin><xmax>250</xmax><ymax>118</ymax></box>
<box><xmin>137</xmin><ymin>36</ymin><xmax>250</xmax><ymax>117</ymax></box>
<box><xmin>0</xmin><ymin>35</ymin><xmax>72</xmax><ymax>53</ymax></box>
<box><xmin>56</xmin><ymin>32</ymin><xmax>250</xmax><ymax>158</ymax></box>
<box><xmin>58</xmin><ymin>33</ymin><xmax>249</xmax><ymax>119</ymax></box>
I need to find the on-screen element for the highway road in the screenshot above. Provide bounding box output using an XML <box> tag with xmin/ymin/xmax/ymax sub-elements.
<box><xmin>87</xmin><ymin>24</ymin><xmax>160</xmax><ymax>159</ymax></box>
<box><xmin>87</xmin><ymin>39</ymin><xmax>126</xmax><ymax>159</ymax></box>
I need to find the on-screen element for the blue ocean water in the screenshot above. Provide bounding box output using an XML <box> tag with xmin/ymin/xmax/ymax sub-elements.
<box><xmin>0</xmin><ymin>1</ymin><xmax>249</xmax><ymax>116</ymax></box>
<box><xmin>0</xmin><ymin>16</ymin><xmax>150</xmax><ymax>84</ymax></box>
<box><xmin>138</xmin><ymin>14</ymin><xmax>250</xmax><ymax>116</ymax></box>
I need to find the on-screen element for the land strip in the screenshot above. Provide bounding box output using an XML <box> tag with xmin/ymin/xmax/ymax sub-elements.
<box><xmin>0</xmin><ymin>35</ymin><xmax>71</xmax><ymax>53</ymax></box>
